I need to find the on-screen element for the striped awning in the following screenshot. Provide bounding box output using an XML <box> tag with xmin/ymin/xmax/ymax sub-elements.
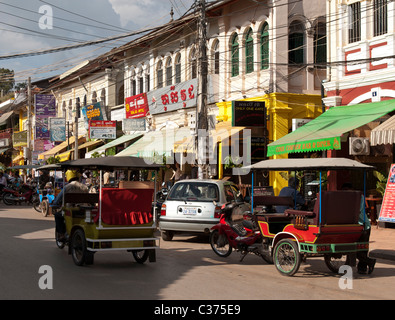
<box><xmin>371</xmin><ymin>114</ymin><xmax>395</xmax><ymax>146</ymax></box>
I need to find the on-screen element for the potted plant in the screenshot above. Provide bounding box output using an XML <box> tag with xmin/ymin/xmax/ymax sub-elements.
<box><xmin>373</xmin><ymin>170</ymin><xmax>387</xmax><ymax>216</ymax></box>
<box><xmin>373</xmin><ymin>171</ymin><xmax>387</xmax><ymax>198</ymax></box>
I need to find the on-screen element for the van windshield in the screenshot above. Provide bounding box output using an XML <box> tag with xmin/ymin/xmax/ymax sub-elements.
<box><xmin>168</xmin><ymin>182</ymin><xmax>219</xmax><ymax>202</ymax></box>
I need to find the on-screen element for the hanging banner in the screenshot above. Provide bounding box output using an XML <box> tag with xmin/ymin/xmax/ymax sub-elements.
<box><xmin>81</xmin><ymin>102</ymin><xmax>106</xmax><ymax>129</ymax></box>
<box><xmin>147</xmin><ymin>79</ymin><xmax>197</xmax><ymax>115</ymax></box>
<box><xmin>12</xmin><ymin>131</ymin><xmax>27</xmax><ymax>147</ymax></box>
<box><xmin>35</xmin><ymin>117</ymin><xmax>51</xmax><ymax>140</ymax></box>
<box><xmin>379</xmin><ymin>164</ymin><xmax>395</xmax><ymax>223</ymax></box>
<box><xmin>34</xmin><ymin>94</ymin><xmax>56</xmax><ymax>117</ymax></box>
<box><xmin>123</xmin><ymin>118</ymin><xmax>146</xmax><ymax>131</ymax></box>
<box><xmin>125</xmin><ymin>93</ymin><xmax>148</xmax><ymax>119</ymax></box>
<box><xmin>49</xmin><ymin>118</ymin><xmax>66</xmax><ymax>142</ymax></box>
<box><xmin>35</xmin><ymin>94</ymin><xmax>57</xmax><ymax>140</ymax></box>
<box><xmin>89</xmin><ymin>120</ymin><xmax>116</xmax><ymax>139</ymax></box>
<box><xmin>232</xmin><ymin>101</ymin><xmax>266</xmax><ymax>127</ymax></box>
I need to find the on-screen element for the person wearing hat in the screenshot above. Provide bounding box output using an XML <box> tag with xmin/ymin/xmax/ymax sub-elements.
<box><xmin>53</xmin><ymin>170</ymin><xmax>89</xmax><ymax>240</ymax></box>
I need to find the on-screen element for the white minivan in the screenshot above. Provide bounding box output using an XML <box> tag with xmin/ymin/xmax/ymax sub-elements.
<box><xmin>159</xmin><ymin>179</ymin><xmax>243</xmax><ymax>241</ymax></box>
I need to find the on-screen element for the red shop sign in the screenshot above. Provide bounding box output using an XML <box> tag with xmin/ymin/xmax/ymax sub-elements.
<box><xmin>125</xmin><ymin>93</ymin><xmax>148</xmax><ymax>119</ymax></box>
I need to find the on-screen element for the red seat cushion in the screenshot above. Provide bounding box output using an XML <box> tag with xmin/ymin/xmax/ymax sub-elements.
<box><xmin>96</xmin><ymin>188</ymin><xmax>154</xmax><ymax>225</ymax></box>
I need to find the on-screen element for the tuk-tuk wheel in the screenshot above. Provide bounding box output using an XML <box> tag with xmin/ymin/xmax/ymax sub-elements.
<box><xmin>132</xmin><ymin>250</ymin><xmax>149</xmax><ymax>264</ymax></box>
<box><xmin>71</xmin><ymin>229</ymin><xmax>93</xmax><ymax>266</ymax></box>
<box><xmin>273</xmin><ymin>239</ymin><xmax>301</xmax><ymax>276</ymax></box>
<box><xmin>41</xmin><ymin>199</ymin><xmax>49</xmax><ymax>217</ymax></box>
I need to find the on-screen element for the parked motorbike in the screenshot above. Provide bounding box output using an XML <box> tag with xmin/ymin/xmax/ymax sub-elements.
<box><xmin>153</xmin><ymin>184</ymin><xmax>169</xmax><ymax>222</ymax></box>
<box><xmin>3</xmin><ymin>183</ymin><xmax>37</xmax><ymax>206</ymax></box>
<box><xmin>210</xmin><ymin>202</ymin><xmax>273</xmax><ymax>264</ymax></box>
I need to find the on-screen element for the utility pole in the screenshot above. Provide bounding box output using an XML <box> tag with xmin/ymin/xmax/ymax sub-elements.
<box><xmin>27</xmin><ymin>77</ymin><xmax>32</xmax><ymax>165</ymax></box>
<box><xmin>74</xmin><ymin>99</ymin><xmax>80</xmax><ymax>160</ymax></box>
<box><xmin>196</xmin><ymin>0</ymin><xmax>209</xmax><ymax>179</ymax></box>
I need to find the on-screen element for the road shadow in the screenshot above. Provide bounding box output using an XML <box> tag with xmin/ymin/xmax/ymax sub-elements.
<box><xmin>0</xmin><ymin>213</ymin><xmax>272</xmax><ymax>300</ymax></box>
<box><xmin>2</xmin><ymin>211</ymin><xmax>394</xmax><ymax>300</ymax></box>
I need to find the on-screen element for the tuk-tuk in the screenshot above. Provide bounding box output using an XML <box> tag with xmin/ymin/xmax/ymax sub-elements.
<box><xmin>54</xmin><ymin>156</ymin><xmax>163</xmax><ymax>266</ymax></box>
<box><xmin>35</xmin><ymin>164</ymin><xmax>62</xmax><ymax>217</ymax></box>
<box><xmin>245</xmin><ymin>158</ymin><xmax>374</xmax><ymax>276</ymax></box>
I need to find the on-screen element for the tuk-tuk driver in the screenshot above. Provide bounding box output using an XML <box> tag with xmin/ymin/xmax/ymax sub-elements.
<box><xmin>276</xmin><ymin>177</ymin><xmax>306</xmax><ymax>213</ymax></box>
<box><xmin>53</xmin><ymin>170</ymin><xmax>89</xmax><ymax>240</ymax></box>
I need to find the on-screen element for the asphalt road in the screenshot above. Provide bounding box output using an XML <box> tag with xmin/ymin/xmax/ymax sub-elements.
<box><xmin>1</xmin><ymin>203</ymin><xmax>395</xmax><ymax>301</ymax></box>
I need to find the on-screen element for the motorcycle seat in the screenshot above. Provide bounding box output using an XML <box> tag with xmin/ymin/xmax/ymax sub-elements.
<box><xmin>242</xmin><ymin>220</ymin><xmax>255</xmax><ymax>231</ymax></box>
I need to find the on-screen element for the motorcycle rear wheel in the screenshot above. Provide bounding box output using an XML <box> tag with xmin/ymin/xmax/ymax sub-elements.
<box><xmin>210</xmin><ymin>230</ymin><xmax>232</xmax><ymax>257</ymax></box>
<box><xmin>32</xmin><ymin>194</ymin><xmax>41</xmax><ymax>212</ymax></box>
<box><xmin>3</xmin><ymin>192</ymin><xmax>15</xmax><ymax>206</ymax></box>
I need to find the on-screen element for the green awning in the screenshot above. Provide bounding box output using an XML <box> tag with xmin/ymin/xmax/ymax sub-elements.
<box><xmin>85</xmin><ymin>133</ymin><xmax>143</xmax><ymax>158</ymax></box>
<box><xmin>267</xmin><ymin>100</ymin><xmax>395</xmax><ymax>157</ymax></box>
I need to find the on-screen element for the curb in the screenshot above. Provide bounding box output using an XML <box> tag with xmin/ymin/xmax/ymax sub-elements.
<box><xmin>370</xmin><ymin>249</ymin><xmax>395</xmax><ymax>262</ymax></box>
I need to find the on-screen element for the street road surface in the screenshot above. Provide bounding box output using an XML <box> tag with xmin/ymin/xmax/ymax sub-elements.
<box><xmin>1</xmin><ymin>204</ymin><xmax>395</xmax><ymax>300</ymax></box>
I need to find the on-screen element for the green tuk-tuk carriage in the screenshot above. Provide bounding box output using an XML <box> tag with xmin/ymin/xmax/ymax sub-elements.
<box><xmin>55</xmin><ymin>156</ymin><xmax>162</xmax><ymax>266</ymax></box>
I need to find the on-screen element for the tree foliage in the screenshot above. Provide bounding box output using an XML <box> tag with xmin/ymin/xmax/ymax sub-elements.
<box><xmin>0</xmin><ymin>68</ymin><xmax>15</xmax><ymax>95</ymax></box>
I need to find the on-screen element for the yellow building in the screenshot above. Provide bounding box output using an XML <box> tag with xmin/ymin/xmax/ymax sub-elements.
<box><xmin>216</xmin><ymin>93</ymin><xmax>322</xmax><ymax>195</ymax></box>
<box><xmin>11</xmin><ymin>108</ymin><xmax>29</xmax><ymax>166</ymax></box>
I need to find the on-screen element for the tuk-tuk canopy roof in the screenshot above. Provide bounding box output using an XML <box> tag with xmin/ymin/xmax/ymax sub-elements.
<box><xmin>7</xmin><ymin>164</ymin><xmax>39</xmax><ymax>170</ymax></box>
<box><xmin>37</xmin><ymin>164</ymin><xmax>62</xmax><ymax>170</ymax></box>
<box><xmin>59</xmin><ymin>156</ymin><xmax>163</xmax><ymax>170</ymax></box>
<box><xmin>246</xmin><ymin>158</ymin><xmax>375</xmax><ymax>171</ymax></box>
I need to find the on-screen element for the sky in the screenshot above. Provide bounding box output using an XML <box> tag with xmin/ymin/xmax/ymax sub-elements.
<box><xmin>0</xmin><ymin>0</ymin><xmax>195</xmax><ymax>85</ymax></box>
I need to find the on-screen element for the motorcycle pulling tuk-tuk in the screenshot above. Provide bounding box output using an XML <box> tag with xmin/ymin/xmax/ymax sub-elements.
<box><xmin>54</xmin><ymin>156</ymin><xmax>162</xmax><ymax>266</ymax></box>
<box><xmin>34</xmin><ymin>164</ymin><xmax>62</xmax><ymax>217</ymax></box>
<box><xmin>211</xmin><ymin>158</ymin><xmax>374</xmax><ymax>277</ymax></box>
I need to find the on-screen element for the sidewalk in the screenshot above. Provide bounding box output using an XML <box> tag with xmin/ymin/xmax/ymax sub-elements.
<box><xmin>369</xmin><ymin>225</ymin><xmax>395</xmax><ymax>261</ymax></box>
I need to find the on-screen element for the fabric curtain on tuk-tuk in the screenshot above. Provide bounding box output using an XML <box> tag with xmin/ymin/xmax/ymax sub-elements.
<box><xmin>267</xmin><ymin>100</ymin><xmax>395</xmax><ymax>157</ymax></box>
<box><xmin>98</xmin><ymin>188</ymin><xmax>154</xmax><ymax>225</ymax></box>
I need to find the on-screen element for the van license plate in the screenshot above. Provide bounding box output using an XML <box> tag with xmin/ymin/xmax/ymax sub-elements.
<box><xmin>183</xmin><ymin>207</ymin><xmax>197</xmax><ymax>215</ymax></box>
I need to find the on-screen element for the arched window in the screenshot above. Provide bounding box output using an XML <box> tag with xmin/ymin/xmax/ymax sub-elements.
<box><xmin>231</xmin><ymin>33</ymin><xmax>239</xmax><ymax>77</ymax></box>
<box><xmin>92</xmin><ymin>91</ymin><xmax>97</xmax><ymax>103</ymax></box>
<box><xmin>138</xmin><ymin>69</ymin><xmax>144</xmax><ymax>94</ymax></box>
<box><xmin>175</xmin><ymin>53</ymin><xmax>182</xmax><ymax>84</ymax></box>
<box><xmin>260</xmin><ymin>22</ymin><xmax>269</xmax><ymax>70</ymax></box>
<box><xmin>190</xmin><ymin>47</ymin><xmax>197</xmax><ymax>79</ymax></box>
<box><xmin>145</xmin><ymin>63</ymin><xmax>150</xmax><ymax>92</ymax></box>
<box><xmin>118</xmin><ymin>85</ymin><xmax>124</xmax><ymax>106</ymax></box>
<box><xmin>289</xmin><ymin>20</ymin><xmax>305</xmax><ymax>65</ymax></box>
<box><xmin>245</xmin><ymin>28</ymin><xmax>254</xmax><ymax>74</ymax></box>
<box><xmin>68</xmin><ymin>99</ymin><xmax>73</xmax><ymax>121</ymax></box>
<box><xmin>314</xmin><ymin>22</ymin><xmax>326</xmax><ymax>66</ymax></box>
<box><xmin>130</xmin><ymin>69</ymin><xmax>137</xmax><ymax>96</ymax></box>
<box><xmin>62</xmin><ymin>101</ymin><xmax>66</xmax><ymax>118</ymax></box>
<box><xmin>166</xmin><ymin>57</ymin><xmax>173</xmax><ymax>86</ymax></box>
<box><xmin>75</xmin><ymin>97</ymin><xmax>81</xmax><ymax>118</ymax></box>
<box><xmin>157</xmin><ymin>60</ymin><xmax>163</xmax><ymax>89</ymax></box>
<box><xmin>100</xmin><ymin>89</ymin><xmax>106</xmax><ymax>104</ymax></box>
<box><xmin>213</xmin><ymin>40</ymin><xmax>220</xmax><ymax>74</ymax></box>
